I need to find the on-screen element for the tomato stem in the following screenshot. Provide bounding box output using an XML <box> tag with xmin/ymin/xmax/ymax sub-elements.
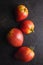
<box><xmin>30</xmin><ymin>46</ymin><xmax>35</xmax><ymax>51</ymax></box>
<box><xmin>31</xmin><ymin>29</ymin><xmax>34</xmax><ymax>32</ymax></box>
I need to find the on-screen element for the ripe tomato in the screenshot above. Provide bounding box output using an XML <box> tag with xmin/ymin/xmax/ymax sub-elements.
<box><xmin>7</xmin><ymin>28</ymin><xmax>24</xmax><ymax>47</ymax></box>
<box><xmin>16</xmin><ymin>5</ymin><xmax>28</xmax><ymax>22</ymax></box>
<box><xmin>20</xmin><ymin>20</ymin><xmax>35</xmax><ymax>34</ymax></box>
<box><xmin>15</xmin><ymin>46</ymin><xmax>35</xmax><ymax>62</ymax></box>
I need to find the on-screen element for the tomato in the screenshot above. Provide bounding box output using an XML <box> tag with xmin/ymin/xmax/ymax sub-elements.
<box><xmin>7</xmin><ymin>28</ymin><xmax>24</xmax><ymax>47</ymax></box>
<box><xmin>14</xmin><ymin>46</ymin><xmax>35</xmax><ymax>62</ymax></box>
<box><xmin>16</xmin><ymin>5</ymin><xmax>28</xmax><ymax>22</ymax></box>
<box><xmin>20</xmin><ymin>20</ymin><xmax>35</xmax><ymax>34</ymax></box>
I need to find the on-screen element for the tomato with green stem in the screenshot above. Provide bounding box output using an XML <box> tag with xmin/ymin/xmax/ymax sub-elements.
<box><xmin>20</xmin><ymin>20</ymin><xmax>35</xmax><ymax>34</ymax></box>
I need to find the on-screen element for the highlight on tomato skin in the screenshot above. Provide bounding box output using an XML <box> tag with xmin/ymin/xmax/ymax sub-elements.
<box><xmin>20</xmin><ymin>20</ymin><xmax>35</xmax><ymax>34</ymax></box>
<box><xmin>16</xmin><ymin>5</ymin><xmax>29</xmax><ymax>22</ymax></box>
<box><xmin>7</xmin><ymin>28</ymin><xmax>24</xmax><ymax>47</ymax></box>
<box><xmin>14</xmin><ymin>46</ymin><xmax>35</xmax><ymax>62</ymax></box>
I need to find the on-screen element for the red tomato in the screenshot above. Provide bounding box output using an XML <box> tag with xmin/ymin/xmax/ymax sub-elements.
<box><xmin>7</xmin><ymin>28</ymin><xmax>24</xmax><ymax>47</ymax></box>
<box><xmin>20</xmin><ymin>20</ymin><xmax>35</xmax><ymax>34</ymax></box>
<box><xmin>14</xmin><ymin>46</ymin><xmax>35</xmax><ymax>62</ymax></box>
<box><xmin>16</xmin><ymin>5</ymin><xmax>28</xmax><ymax>22</ymax></box>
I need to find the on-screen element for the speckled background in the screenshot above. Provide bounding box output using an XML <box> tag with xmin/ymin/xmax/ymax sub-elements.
<box><xmin>0</xmin><ymin>0</ymin><xmax>43</xmax><ymax>65</ymax></box>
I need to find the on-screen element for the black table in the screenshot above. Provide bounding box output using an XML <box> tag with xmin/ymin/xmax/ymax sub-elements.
<box><xmin>0</xmin><ymin>0</ymin><xmax>43</xmax><ymax>65</ymax></box>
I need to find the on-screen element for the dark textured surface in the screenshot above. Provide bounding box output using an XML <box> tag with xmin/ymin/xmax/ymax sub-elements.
<box><xmin>0</xmin><ymin>0</ymin><xmax>43</xmax><ymax>65</ymax></box>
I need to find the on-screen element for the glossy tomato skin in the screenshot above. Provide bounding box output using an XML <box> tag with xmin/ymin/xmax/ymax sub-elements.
<box><xmin>16</xmin><ymin>5</ymin><xmax>28</xmax><ymax>22</ymax></box>
<box><xmin>15</xmin><ymin>47</ymin><xmax>35</xmax><ymax>62</ymax></box>
<box><xmin>7</xmin><ymin>28</ymin><xmax>24</xmax><ymax>47</ymax></box>
<box><xmin>20</xmin><ymin>20</ymin><xmax>35</xmax><ymax>34</ymax></box>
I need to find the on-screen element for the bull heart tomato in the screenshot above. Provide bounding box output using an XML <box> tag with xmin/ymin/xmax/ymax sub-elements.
<box><xmin>7</xmin><ymin>28</ymin><xmax>24</xmax><ymax>47</ymax></box>
<box><xmin>14</xmin><ymin>46</ymin><xmax>35</xmax><ymax>62</ymax></box>
<box><xmin>16</xmin><ymin>5</ymin><xmax>28</xmax><ymax>22</ymax></box>
<box><xmin>20</xmin><ymin>20</ymin><xmax>35</xmax><ymax>34</ymax></box>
